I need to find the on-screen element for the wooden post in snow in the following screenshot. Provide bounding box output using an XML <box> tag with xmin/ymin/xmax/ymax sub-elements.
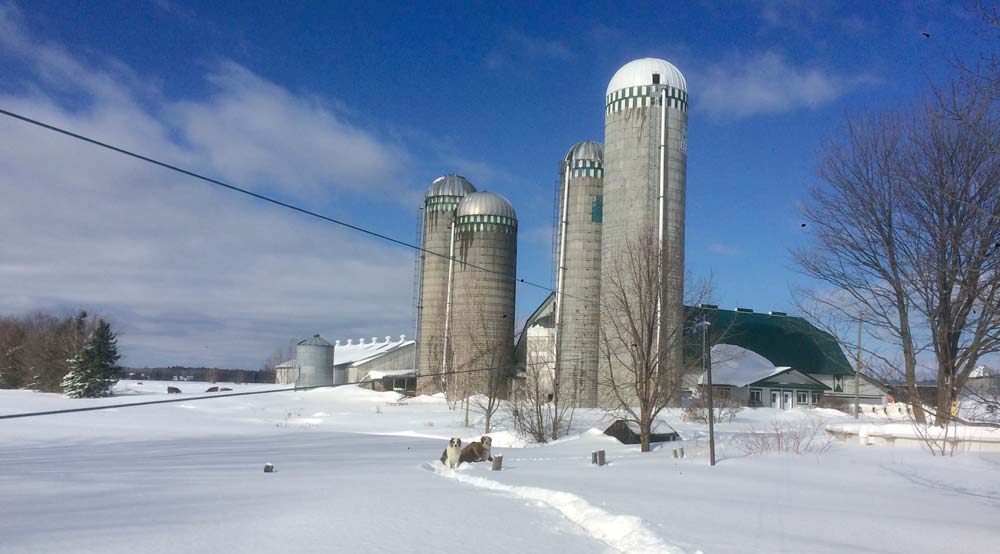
<box><xmin>491</xmin><ymin>455</ymin><xmax>503</xmax><ymax>471</ymax></box>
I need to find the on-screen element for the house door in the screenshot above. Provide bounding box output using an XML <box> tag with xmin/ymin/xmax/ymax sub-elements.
<box><xmin>783</xmin><ymin>390</ymin><xmax>793</xmax><ymax>409</ymax></box>
<box><xmin>771</xmin><ymin>390</ymin><xmax>780</xmax><ymax>408</ymax></box>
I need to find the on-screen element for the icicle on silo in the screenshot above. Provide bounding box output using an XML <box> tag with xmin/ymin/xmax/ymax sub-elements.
<box><xmin>555</xmin><ymin>141</ymin><xmax>604</xmax><ymax>407</ymax></box>
<box><xmin>415</xmin><ymin>175</ymin><xmax>476</xmax><ymax>394</ymax></box>
<box><xmin>598</xmin><ymin>58</ymin><xmax>688</xmax><ymax>406</ymax></box>
<box><xmin>294</xmin><ymin>334</ymin><xmax>334</xmax><ymax>388</ymax></box>
<box><xmin>448</xmin><ymin>191</ymin><xmax>518</xmax><ymax>400</ymax></box>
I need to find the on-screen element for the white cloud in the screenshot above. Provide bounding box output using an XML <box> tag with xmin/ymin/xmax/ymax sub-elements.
<box><xmin>486</xmin><ymin>30</ymin><xmax>573</xmax><ymax>71</ymax></box>
<box><xmin>171</xmin><ymin>62</ymin><xmax>407</xmax><ymax>196</ymax></box>
<box><xmin>708</xmin><ymin>243</ymin><xmax>741</xmax><ymax>256</ymax></box>
<box><xmin>695</xmin><ymin>51</ymin><xmax>871</xmax><ymax>119</ymax></box>
<box><xmin>0</xmin><ymin>5</ymin><xmax>418</xmax><ymax>368</ymax></box>
<box><xmin>755</xmin><ymin>0</ymin><xmax>870</xmax><ymax>36</ymax></box>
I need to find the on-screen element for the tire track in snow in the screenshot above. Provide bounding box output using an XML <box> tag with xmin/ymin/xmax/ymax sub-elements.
<box><xmin>426</xmin><ymin>463</ymin><xmax>692</xmax><ymax>554</ymax></box>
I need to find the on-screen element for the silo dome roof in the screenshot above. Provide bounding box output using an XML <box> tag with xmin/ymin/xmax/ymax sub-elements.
<box><xmin>607</xmin><ymin>58</ymin><xmax>687</xmax><ymax>95</ymax></box>
<box><xmin>564</xmin><ymin>141</ymin><xmax>604</xmax><ymax>164</ymax></box>
<box><xmin>456</xmin><ymin>191</ymin><xmax>517</xmax><ymax>220</ymax></box>
<box><xmin>425</xmin><ymin>174</ymin><xmax>476</xmax><ymax>198</ymax></box>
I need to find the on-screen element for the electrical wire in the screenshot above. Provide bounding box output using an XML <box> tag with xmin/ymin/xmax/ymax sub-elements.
<box><xmin>0</xmin><ymin>107</ymin><xmax>592</xmax><ymax>304</ymax></box>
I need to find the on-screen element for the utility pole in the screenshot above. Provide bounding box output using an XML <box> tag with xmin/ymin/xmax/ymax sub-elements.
<box><xmin>702</xmin><ymin>316</ymin><xmax>715</xmax><ymax>466</ymax></box>
<box><xmin>855</xmin><ymin>311</ymin><xmax>862</xmax><ymax>419</ymax></box>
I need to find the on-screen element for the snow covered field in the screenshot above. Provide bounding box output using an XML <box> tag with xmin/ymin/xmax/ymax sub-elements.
<box><xmin>2</xmin><ymin>381</ymin><xmax>999</xmax><ymax>554</ymax></box>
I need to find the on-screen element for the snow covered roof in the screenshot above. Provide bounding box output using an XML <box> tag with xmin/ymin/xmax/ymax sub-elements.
<box><xmin>971</xmin><ymin>365</ymin><xmax>994</xmax><ymax>379</ymax></box>
<box><xmin>607</xmin><ymin>58</ymin><xmax>687</xmax><ymax>95</ymax></box>
<box><xmin>275</xmin><ymin>359</ymin><xmax>297</xmax><ymax>369</ymax></box>
<box><xmin>363</xmin><ymin>369</ymin><xmax>416</xmax><ymax>381</ymax></box>
<box><xmin>332</xmin><ymin>335</ymin><xmax>414</xmax><ymax>367</ymax></box>
<box><xmin>699</xmin><ymin>344</ymin><xmax>791</xmax><ymax>387</ymax></box>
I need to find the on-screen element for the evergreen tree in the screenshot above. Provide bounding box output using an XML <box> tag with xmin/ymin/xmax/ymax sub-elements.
<box><xmin>61</xmin><ymin>319</ymin><xmax>121</xmax><ymax>398</ymax></box>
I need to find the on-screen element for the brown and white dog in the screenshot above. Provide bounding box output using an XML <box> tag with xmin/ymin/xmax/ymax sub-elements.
<box><xmin>440</xmin><ymin>437</ymin><xmax>462</xmax><ymax>468</ymax></box>
<box><xmin>459</xmin><ymin>435</ymin><xmax>493</xmax><ymax>464</ymax></box>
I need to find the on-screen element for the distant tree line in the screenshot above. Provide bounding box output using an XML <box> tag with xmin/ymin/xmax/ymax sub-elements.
<box><xmin>126</xmin><ymin>366</ymin><xmax>275</xmax><ymax>384</ymax></box>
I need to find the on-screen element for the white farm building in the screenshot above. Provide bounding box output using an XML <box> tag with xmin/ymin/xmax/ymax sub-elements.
<box><xmin>275</xmin><ymin>335</ymin><xmax>416</xmax><ymax>394</ymax></box>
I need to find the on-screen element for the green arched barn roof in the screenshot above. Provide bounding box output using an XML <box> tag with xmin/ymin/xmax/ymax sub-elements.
<box><xmin>685</xmin><ymin>306</ymin><xmax>853</xmax><ymax>376</ymax></box>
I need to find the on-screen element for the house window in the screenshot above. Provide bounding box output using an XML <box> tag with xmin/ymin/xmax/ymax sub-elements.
<box><xmin>812</xmin><ymin>392</ymin><xmax>822</xmax><ymax>405</ymax></box>
<box><xmin>749</xmin><ymin>388</ymin><xmax>762</xmax><ymax>406</ymax></box>
<box><xmin>797</xmin><ymin>391</ymin><xmax>808</xmax><ymax>404</ymax></box>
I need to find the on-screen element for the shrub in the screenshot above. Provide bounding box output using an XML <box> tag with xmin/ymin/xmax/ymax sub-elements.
<box><xmin>735</xmin><ymin>415</ymin><xmax>833</xmax><ymax>455</ymax></box>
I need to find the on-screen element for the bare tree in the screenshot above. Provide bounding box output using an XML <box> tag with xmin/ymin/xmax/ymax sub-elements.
<box><xmin>444</xmin><ymin>283</ymin><xmax>515</xmax><ymax>432</ymax></box>
<box><xmin>261</xmin><ymin>338</ymin><xmax>296</xmax><ymax>372</ymax></box>
<box><xmin>795</xmin><ymin>97</ymin><xmax>1000</xmax><ymax>426</ymax></box>
<box><xmin>942</xmin><ymin>1</ymin><xmax>1000</xmax><ymax>155</ymax></box>
<box><xmin>0</xmin><ymin>310</ymin><xmax>101</xmax><ymax>392</ymax></box>
<box><xmin>466</xmin><ymin>309</ymin><xmax>511</xmax><ymax>434</ymax></box>
<box><xmin>599</xmin><ymin>227</ymin><xmax>712</xmax><ymax>452</ymax></box>
<box><xmin>0</xmin><ymin>317</ymin><xmax>27</xmax><ymax>389</ymax></box>
<box><xmin>510</xmin><ymin>343</ymin><xmax>581</xmax><ymax>442</ymax></box>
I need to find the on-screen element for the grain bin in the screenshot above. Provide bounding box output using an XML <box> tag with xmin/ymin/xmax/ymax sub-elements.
<box><xmin>295</xmin><ymin>334</ymin><xmax>334</xmax><ymax>388</ymax></box>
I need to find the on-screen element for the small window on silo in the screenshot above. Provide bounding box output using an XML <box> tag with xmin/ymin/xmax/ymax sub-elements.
<box><xmin>652</xmin><ymin>73</ymin><xmax>661</xmax><ymax>84</ymax></box>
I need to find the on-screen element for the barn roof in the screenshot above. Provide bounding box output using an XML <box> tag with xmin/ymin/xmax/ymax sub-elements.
<box><xmin>685</xmin><ymin>306</ymin><xmax>852</xmax><ymax>376</ymax></box>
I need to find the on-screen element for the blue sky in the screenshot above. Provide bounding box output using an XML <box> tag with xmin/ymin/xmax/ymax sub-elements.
<box><xmin>0</xmin><ymin>1</ymin><xmax>980</xmax><ymax>368</ymax></box>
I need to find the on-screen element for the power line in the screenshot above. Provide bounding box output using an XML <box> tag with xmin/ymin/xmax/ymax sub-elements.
<box><xmin>0</xmin><ymin>107</ymin><xmax>590</xmax><ymax>304</ymax></box>
<box><xmin>0</xmin><ymin>357</ymin><xmax>583</xmax><ymax>421</ymax></box>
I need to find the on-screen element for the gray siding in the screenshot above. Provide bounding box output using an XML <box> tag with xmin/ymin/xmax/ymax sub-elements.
<box><xmin>349</xmin><ymin>343</ymin><xmax>416</xmax><ymax>383</ymax></box>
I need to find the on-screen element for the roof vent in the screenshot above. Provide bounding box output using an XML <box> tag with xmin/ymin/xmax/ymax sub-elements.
<box><xmin>769</xmin><ymin>311</ymin><xmax>788</xmax><ymax>317</ymax></box>
<box><xmin>699</xmin><ymin>303</ymin><xmax>719</xmax><ymax>310</ymax></box>
<box><xmin>736</xmin><ymin>307</ymin><xmax>754</xmax><ymax>313</ymax></box>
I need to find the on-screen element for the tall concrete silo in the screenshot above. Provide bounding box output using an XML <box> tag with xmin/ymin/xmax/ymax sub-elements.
<box><xmin>555</xmin><ymin>141</ymin><xmax>604</xmax><ymax>407</ymax></box>
<box><xmin>449</xmin><ymin>191</ymin><xmax>518</xmax><ymax>399</ymax></box>
<box><xmin>295</xmin><ymin>334</ymin><xmax>334</xmax><ymax>388</ymax></box>
<box><xmin>415</xmin><ymin>174</ymin><xmax>476</xmax><ymax>393</ymax></box>
<box><xmin>599</xmin><ymin>58</ymin><xmax>688</xmax><ymax>405</ymax></box>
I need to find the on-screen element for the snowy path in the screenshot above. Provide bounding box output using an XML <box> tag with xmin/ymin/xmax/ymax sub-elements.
<box><xmin>0</xmin><ymin>430</ymin><xmax>607</xmax><ymax>554</ymax></box>
<box><xmin>431</xmin><ymin>464</ymin><xmax>688</xmax><ymax>554</ymax></box>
